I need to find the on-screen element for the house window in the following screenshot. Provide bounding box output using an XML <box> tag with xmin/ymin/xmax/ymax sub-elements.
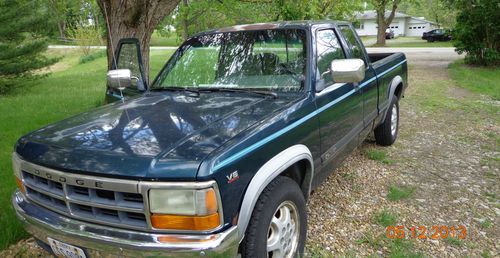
<box><xmin>395</xmin><ymin>26</ymin><xmax>399</xmax><ymax>28</ymax></box>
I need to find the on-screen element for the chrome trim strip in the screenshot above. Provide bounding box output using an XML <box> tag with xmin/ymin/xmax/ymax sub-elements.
<box><xmin>23</xmin><ymin>183</ymin><xmax>65</xmax><ymax>200</ymax></box>
<box><xmin>66</xmin><ymin>197</ymin><xmax>144</xmax><ymax>213</ymax></box>
<box><xmin>18</xmin><ymin>159</ymin><xmax>140</xmax><ymax>193</ymax></box>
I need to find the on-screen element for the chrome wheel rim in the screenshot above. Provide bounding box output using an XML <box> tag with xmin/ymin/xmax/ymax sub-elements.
<box><xmin>267</xmin><ymin>201</ymin><xmax>300</xmax><ymax>258</ymax></box>
<box><xmin>391</xmin><ymin>105</ymin><xmax>398</xmax><ymax>136</ymax></box>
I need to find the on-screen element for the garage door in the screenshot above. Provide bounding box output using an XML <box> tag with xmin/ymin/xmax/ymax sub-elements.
<box><xmin>407</xmin><ymin>24</ymin><xmax>427</xmax><ymax>37</ymax></box>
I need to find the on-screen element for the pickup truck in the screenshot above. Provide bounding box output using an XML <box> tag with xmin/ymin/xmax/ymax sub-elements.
<box><xmin>12</xmin><ymin>21</ymin><xmax>407</xmax><ymax>257</ymax></box>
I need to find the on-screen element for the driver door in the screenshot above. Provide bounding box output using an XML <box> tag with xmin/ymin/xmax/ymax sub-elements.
<box><xmin>106</xmin><ymin>38</ymin><xmax>147</xmax><ymax>103</ymax></box>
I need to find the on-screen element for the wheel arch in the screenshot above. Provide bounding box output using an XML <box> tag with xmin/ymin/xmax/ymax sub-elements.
<box><xmin>382</xmin><ymin>75</ymin><xmax>404</xmax><ymax>121</ymax></box>
<box><xmin>236</xmin><ymin>144</ymin><xmax>313</xmax><ymax>241</ymax></box>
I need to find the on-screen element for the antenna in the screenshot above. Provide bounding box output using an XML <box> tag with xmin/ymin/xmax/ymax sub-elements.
<box><xmin>102</xmin><ymin>2</ymin><xmax>125</xmax><ymax>102</ymax></box>
<box><xmin>103</xmin><ymin>2</ymin><xmax>118</xmax><ymax>70</ymax></box>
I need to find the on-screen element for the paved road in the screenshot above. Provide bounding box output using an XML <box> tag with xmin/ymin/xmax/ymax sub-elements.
<box><xmin>367</xmin><ymin>47</ymin><xmax>463</xmax><ymax>68</ymax></box>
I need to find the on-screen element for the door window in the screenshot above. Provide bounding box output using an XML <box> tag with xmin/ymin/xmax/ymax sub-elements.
<box><xmin>316</xmin><ymin>29</ymin><xmax>345</xmax><ymax>87</ymax></box>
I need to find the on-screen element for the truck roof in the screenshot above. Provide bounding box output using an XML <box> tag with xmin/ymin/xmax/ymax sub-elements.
<box><xmin>193</xmin><ymin>20</ymin><xmax>352</xmax><ymax>37</ymax></box>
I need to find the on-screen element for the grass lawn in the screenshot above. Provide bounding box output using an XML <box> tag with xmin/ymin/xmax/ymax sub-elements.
<box><xmin>362</xmin><ymin>36</ymin><xmax>454</xmax><ymax>48</ymax></box>
<box><xmin>449</xmin><ymin>60</ymin><xmax>500</xmax><ymax>101</ymax></box>
<box><xmin>0</xmin><ymin>48</ymin><xmax>174</xmax><ymax>250</ymax></box>
<box><xmin>49</xmin><ymin>30</ymin><xmax>180</xmax><ymax>47</ymax></box>
<box><xmin>150</xmin><ymin>31</ymin><xmax>180</xmax><ymax>47</ymax></box>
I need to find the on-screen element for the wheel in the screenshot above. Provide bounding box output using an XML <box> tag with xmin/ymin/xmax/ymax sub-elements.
<box><xmin>240</xmin><ymin>176</ymin><xmax>307</xmax><ymax>258</ymax></box>
<box><xmin>374</xmin><ymin>96</ymin><xmax>399</xmax><ymax>146</ymax></box>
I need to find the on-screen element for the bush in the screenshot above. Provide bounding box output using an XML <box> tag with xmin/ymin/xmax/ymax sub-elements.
<box><xmin>68</xmin><ymin>25</ymin><xmax>103</xmax><ymax>57</ymax></box>
<box><xmin>453</xmin><ymin>0</ymin><xmax>500</xmax><ymax>66</ymax></box>
<box><xmin>79</xmin><ymin>50</ymin><xmax>106</xmax><ymax>64</ymax></box>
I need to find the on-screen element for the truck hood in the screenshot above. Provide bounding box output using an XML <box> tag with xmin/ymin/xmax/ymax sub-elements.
<box><xmin>16</xmin><ymin>92</ymin><xmax>290</xmax><ymax>180</ymax></box>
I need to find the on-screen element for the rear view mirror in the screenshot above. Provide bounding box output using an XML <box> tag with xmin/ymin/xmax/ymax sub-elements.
<box><xmin>330</xmin><ymin>59</ymin><xmax>365</xmax><ymax>83</ymax></box>
<box><xmin>107</xmin><ymin>69</ymin><xmax>138</xmax><ymax>90</ymax></box>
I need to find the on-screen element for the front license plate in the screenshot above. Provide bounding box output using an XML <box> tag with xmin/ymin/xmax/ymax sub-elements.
<box><xmin>48</xmin><ymin>237</ymin><xmax>87</xmax><ymax>258</ymax></box>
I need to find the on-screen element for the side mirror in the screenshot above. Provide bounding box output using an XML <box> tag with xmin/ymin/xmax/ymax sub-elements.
<box><xmin>330</xmin><ymin>59</ymin><xmax>365</xmax><ymax>83</ymax></box>
<box><xmin>107</xmin><ymin>69</ymin><xmax>138</xmax><ymax>90</ymax></box>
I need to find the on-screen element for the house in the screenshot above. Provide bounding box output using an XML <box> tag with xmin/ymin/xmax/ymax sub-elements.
<box><xmin>355</xmin><ymin>10</ymin><xmax>439</xmax><ymax>37</ymax></box>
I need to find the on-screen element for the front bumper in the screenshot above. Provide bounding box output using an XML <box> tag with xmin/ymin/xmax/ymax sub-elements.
<box><xmin>12</xmin><ymin>190</ymin><xmax>239</xmax><ymax>257</ymax></box>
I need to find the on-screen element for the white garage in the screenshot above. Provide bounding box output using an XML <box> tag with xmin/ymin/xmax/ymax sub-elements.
<box><xmin>405</xmin><ymin>17</ymin><xmax>438</xmax><ymax>37</ymax></box>
<box><xmin>355</xmin><ymin>10</ymin><xmax>439</xmax><ymax>37</ymax></box>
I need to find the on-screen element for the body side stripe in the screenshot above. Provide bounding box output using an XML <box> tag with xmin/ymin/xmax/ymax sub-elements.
<box><xmin>211</xmin><ymin>59</ymin><xmax>407</xmax><ymax>172</ymax></box>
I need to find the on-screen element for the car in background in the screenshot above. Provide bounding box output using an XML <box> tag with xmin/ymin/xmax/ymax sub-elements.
<box><xmin>385</xmin><ymin>28</ymin><xmax>395</xmax><ymax>39</ymax></box>
<box><xmin>422</xmin><ymin>29</ymin><xmax>452</xmax><ymax>42</ymax></box>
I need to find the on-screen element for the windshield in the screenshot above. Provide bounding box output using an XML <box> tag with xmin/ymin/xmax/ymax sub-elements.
<box><xmin>153</xmin><ymin>29</ymin><xmax>307</xmax><ymax>92</ymax></box>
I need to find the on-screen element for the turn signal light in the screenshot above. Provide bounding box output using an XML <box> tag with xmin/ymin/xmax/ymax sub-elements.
<box><xmin>15</xmin><ymin>177</ymin><xmax>25</xmax><ymax>194</ymax></box>
<box><xmin>151</xmin><ymin>213</ymin><xmax>220</xmax><ymax>231</ymax></box>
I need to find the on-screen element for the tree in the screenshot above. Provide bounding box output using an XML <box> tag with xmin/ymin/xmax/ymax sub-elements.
<box><xmin>451</xmin><ymin>0</ymin><xmax>500</xmax><ymax>66</ymax></box>
<box><xmin>46</xmin><ymin>0</ymin><xmax>84</xmax><ymax>39</ymax></box>
<box><xmin>399</xmin><ymin>0</ymin><xmax>456</xmax><ymax>28</ymax></box>
<box><xmin>0</xmin><ymin>0</ymin><xmax>59</xmax><ymax>94</ymax></box>
<box><xmin>169</xmin><ymin>0</ymin><xmax>363</xmax><ymax>41</ymax></box>
<box><xmin>372</xmin><ymin>0</ymin><xmax>402</xmax><ymax>45</ymax></box>
<box><xmin>96</xmin><ymin>0</ymin><xmax>180</xmax><ymax>82</ymax></box>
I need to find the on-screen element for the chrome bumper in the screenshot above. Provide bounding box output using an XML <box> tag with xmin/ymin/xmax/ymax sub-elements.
<box><xmin>12</xmin><ymin>190</ymin><xmax>239</xmax><ymax>257</ymax></box>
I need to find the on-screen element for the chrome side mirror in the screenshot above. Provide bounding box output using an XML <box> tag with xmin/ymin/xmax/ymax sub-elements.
<box><xmin>330</xmin><ymin>59</ymin><xmax>365</xmax><ymax>83</ymax></box>
<box><xmin>107</xmin><ymin>69</ymin><xmax>139</xmax><ymax>90</ymax></box>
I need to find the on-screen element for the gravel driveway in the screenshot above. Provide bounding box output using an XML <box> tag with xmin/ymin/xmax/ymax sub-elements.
<box><xmin>2</xmin><ymin>48</ymin><xmax>498</xmax><ymax>257</ymax></box>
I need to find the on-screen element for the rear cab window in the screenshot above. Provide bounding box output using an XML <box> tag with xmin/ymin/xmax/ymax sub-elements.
<box><xmin>338</xmin><ymin>24</ymin><xmax>368</xmax><ymax>65</ymax></box>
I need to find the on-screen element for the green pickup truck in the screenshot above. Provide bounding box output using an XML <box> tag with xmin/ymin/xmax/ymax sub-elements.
<box><xmin>12</xmin><ymin>21</ymin><xmax>407</xmax><ymax>257</ymax></box>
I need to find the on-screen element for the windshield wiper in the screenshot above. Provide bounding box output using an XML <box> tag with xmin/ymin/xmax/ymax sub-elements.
<box><xmin>199</xmin><ymin>87</ymin><xmax>278</xmax><ymax>99</ymax></box>
<box><xmin>150</xmin><ymin>86</ymin><xmax>200</xmax><ymax>96</ymax></box>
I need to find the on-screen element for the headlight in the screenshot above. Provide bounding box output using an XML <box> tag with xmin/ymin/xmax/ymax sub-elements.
<box><xmin>149</xmin><ymin>187</ymin><xmax>221</xmax><ymax>231</ymax></box>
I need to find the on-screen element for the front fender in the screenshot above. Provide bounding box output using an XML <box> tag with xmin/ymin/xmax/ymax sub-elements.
<box><xmin>236</xmin><ymin>144</ymin><xmax>313</xmax><ymax>241</ymax></box>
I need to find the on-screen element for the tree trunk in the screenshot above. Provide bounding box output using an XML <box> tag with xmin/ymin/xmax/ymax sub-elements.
<box><xmin>375</xmin><ymin>0</ymin><xmax>400</xmax><ymax>46</ymax></box>
<box><xmin>376</xmin><ymin>12</ymin><xmax>386</xmax><ymax>46</ymax></box>
<box><xmin>97</xmin><ymin>0</ymin><xmax>180</xmax><ymax>84</ymax></box>
<box><xmin>57</xmin><ymin>21</ymin><xmax>66</xmax><ymax>39</ymax></box>
<box><xmin>181</xmin><ymin>0</ymin><xmax>189</xmax><ymax>40</ymax></box>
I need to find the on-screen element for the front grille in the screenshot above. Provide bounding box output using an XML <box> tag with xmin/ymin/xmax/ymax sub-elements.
<box><xmin>21</xmin><ymin>170</ymin><xmax>147</xmax><ymax>230</ymax></box>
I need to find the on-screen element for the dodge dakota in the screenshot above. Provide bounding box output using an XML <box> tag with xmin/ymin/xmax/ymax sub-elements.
<box><xmin>12</xmin><ymin>21</ymin><xmax>407</xmax><ymax>257</ymax></box>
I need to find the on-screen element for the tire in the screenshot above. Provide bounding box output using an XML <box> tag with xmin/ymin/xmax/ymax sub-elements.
<box><xmin>374</xmin><ymin>96</ymin><xmax>399</xmax><ymax>146</ymax></box>
<box><xmin>240</xmin><ymin>176</ymin><xmax>307</xmax><ymax>258</ymax></box>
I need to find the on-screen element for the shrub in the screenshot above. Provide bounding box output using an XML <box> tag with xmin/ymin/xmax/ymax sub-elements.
<box><xmin>79</xmin><ymin>50</ymin><xmax>106</xmax><ymax>64</ymax></box>
<box><xmin>68</xmin><ymin>25</ymin><xmax>103</xmax><ymax>57</ymax></box>
<box><xmin>453</xmin><ymin>0</ymin><xmax>500</xmax><ymax>66</ymax></box>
